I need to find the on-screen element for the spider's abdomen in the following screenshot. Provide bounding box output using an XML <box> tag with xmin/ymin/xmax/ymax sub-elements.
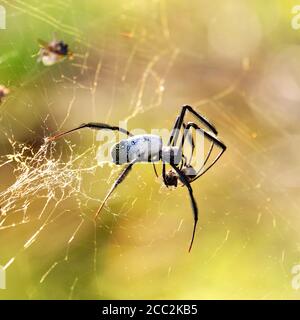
<box><xmin>111</xmin><ymin>134</ymin><xmax>162</xmax><ymax>164</ymax></box>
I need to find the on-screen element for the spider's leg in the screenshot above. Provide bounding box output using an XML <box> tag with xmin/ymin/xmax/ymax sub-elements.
<box><xmin>162</xmin><ymin>162</ymin><xmax>168</xmax><ymax>186</ymax></box>
<box><xmin>182</xmin><ymin>105</ymin><xmax>218</xmax><ymax>134</ymax></box>
<box><xmin>170</xmin><ymin>164</ymin><xmax>198</xmax><ymax>252</ymax></box>
<box><xmin>152</xmin><ymin>163</ymin><xmax>159</xmax><ymax>178</ymax></box>
<box><xmin>168</xmin><ymin>105</ymin><xmax>217</xmax><ymax>147</ymax></box>
<box><xmin>181</xmin><ymin>122</ymin><xmax>213</xmax><ymax>169</ymax></box>
<box><xmin>181</xmin><ymin>123</ymin><xmax>195</xmax><ymax>167</ymax></box>
<box><xmin>179</xmin><ymin>154</ymin><xmax>188</xmax><ymax>171</ymax></box>
<box><xmin>168</xmin><ymin>115</ymin><xmax>181</xmax><ymax>146</ymax></box>
<box><xmin>197</xmin><ymin>141</ymin><xmax>214</xmax><ymax>175</ymax></box>
<box><xmin>176</xmin><ymin>122</ymin><xmax>194</xmax><ymax>171</ymax></box>
<box><xmin>94</xmin><ymin>159</ymin><xmax>136</xmax><ymax>219</ymax></box>
<box><xmin>48</xmin><ymin>122</ymin><xmax>132</xmax><ymax>141</ymax></box>
<box><xmin>184</xmin><ymin>122</ymin><xmax>226</xmax><ymax>182</ymax></box>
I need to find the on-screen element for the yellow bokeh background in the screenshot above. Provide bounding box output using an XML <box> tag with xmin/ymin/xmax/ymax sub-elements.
<box><xmin>0</xmin><ymin>0</ymin><xmax>300</xmax><ymax>299</ymax></box>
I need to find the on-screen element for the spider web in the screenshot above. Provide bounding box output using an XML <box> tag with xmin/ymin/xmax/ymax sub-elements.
<box><xmin>0</xmin><ymin>0</ymin><xmax>183</xmax><ymax>299</ymax></box>
<box><xmin>0</xmin><ymin>0</ymin><xmax>299</xmax><ymax>300</ymax></box>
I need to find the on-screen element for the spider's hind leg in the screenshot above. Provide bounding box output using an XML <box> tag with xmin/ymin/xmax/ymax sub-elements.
<box><xmin>48</xmin><ymin>122</ymin><xmax>132</xmax><ymax>141</ymax></box>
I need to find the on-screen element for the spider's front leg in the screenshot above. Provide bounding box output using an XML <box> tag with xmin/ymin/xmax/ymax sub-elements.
<box><xmin>170</xmin><ymin>164</ymin><xmax>198</xmax><ymax>252</ymax></box>
<box><xmin>94</xmin><ymin>159</ymin><xmax>137</xmax><ymax>219</ymax></box>
<box><xmin>183</xmin><ymin>122</ymin><xmax>226</xmax><ymax>181</ymax></box>
<box><xmin>168</xmin><ymin>105</ymin><xmax>218</xmax><ymax>147</ymax></box>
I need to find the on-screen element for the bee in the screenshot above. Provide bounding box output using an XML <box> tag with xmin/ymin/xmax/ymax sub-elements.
<box><xmin>37</xmin><ymin>37</ymin><xmax>73</xmax><ymax>66</ymax></box>
<box><xmin>0</xmin><ymin>85</ymin><xmax>9</xmax><ymax>103</ymax></box>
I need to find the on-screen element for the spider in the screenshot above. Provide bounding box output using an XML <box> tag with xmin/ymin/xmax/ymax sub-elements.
<box><xmin>48</xmin><ymin>105</ymin><xmax>226</xmax><ymax>251</ymax></box>
<box><xmin>37</xmin><ymin>37</ymin><xmax>73</xmax><ymax>66</ymax></box>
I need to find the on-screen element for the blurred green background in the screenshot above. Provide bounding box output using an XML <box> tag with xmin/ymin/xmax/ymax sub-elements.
<box><xmin>0</xmin><ymin>0</ymin><xmax>300</xmax><ymax>299</ymax></box>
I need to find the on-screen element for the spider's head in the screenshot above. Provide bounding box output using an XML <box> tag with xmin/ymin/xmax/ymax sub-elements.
<box><xmin>111</xmin><ymin>140</ymin><xmax>128</xmax><ymax>164</ymax></box>
<box><xmin>165</xmin><ymin>170</ymin><xmax>178</xmax><ymax>187</ymax></box>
